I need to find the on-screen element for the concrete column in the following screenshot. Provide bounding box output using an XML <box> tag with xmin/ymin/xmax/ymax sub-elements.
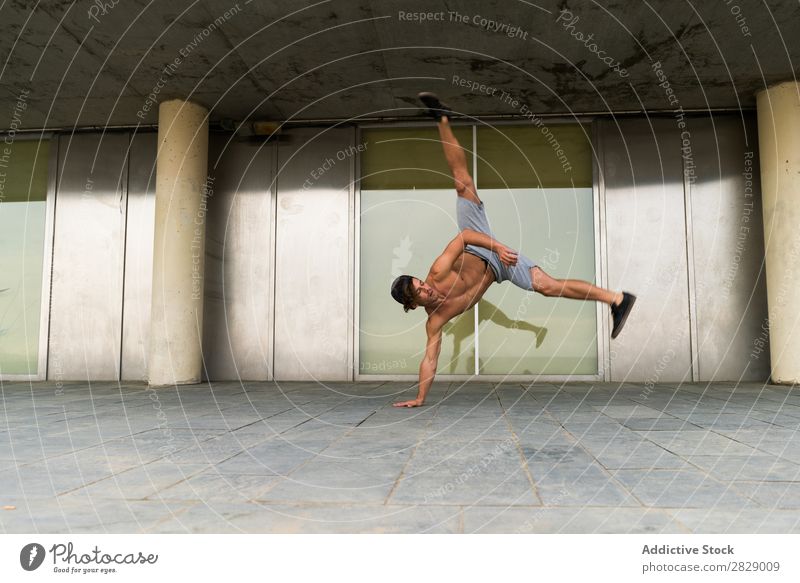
<box><xmin>147</xmin><ymin>99</ymin><xmax>209</xmax><ymax>386</ymax></box>
<box><xmin>757</xmin><ymin>81</ymin><xmax>800</xmax><ymax>384</ymax></box>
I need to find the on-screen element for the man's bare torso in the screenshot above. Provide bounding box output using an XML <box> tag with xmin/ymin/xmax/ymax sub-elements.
<box><xmin>424</xmin><ymin>252</ymin><xmax>495</xmax><ymax>325</ymax></box>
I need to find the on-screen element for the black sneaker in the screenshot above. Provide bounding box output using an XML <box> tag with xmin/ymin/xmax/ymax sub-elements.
<box><xmin>611</xmin><ymin>292</ymin><xmax>636</xmax><ymax>339</ymax></box>
<box><xmin>418</xmin><ymin>92</ymin><xmax>454</xmax><ymax>120</ymax></box>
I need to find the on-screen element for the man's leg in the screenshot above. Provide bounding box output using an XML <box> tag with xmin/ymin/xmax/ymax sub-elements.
<box><xmin>531</xmin><ymin>266</ymin><xmax>622</xmax><ymax>306</ymax></box>
<box><xmin>436</xmin><ymin>116</ymin><xmax>481</xmax><ymax>204</ymax></box>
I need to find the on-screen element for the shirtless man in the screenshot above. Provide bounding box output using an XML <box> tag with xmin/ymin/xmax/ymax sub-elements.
<box><xmin>390</xmin><ymin>93</ymin><xmax>636</xmax><ymax>408</ymax></box>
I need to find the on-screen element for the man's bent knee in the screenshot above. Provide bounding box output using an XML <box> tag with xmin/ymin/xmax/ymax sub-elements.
<box><xmin>531</xmin><ymin>268</ymin><xmax>558</xmax><ymax>296</ymax></box>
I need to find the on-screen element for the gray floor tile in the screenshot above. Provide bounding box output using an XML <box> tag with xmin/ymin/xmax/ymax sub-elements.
<box><xmin>730</xmin><ymin>481</ymin><xmax>800</xmax><ymax>509</ymax></box>
<box><xmin>258</xmin><ymin>459</ymin><xmax>404</xmax><ymax>504</ymax></box>
<box><xmin>153</xmin><ymin>502</ymin><xmax>461</xmax><ymax>533</ymax></box>
<box><xmin>320</xmin><ymin>434</ymin><xmax>425</xmax><ymax>460</ymax></box>
<box><xmin>594</xmin><ymin>447</ymin><xmax>690</xmax><ymax>470</ymax></box>
<box><xmin>214</xmin><ymin>440</ymin><xmax>320</xmax><ymax>475</ymax></box>
<box><xmin>59</xmin><ymin>463</ymin><xmax>211</xmax><ymax>500</ymax></box>
<box><xmin>464</xmin><ymin>506</ymin><xmax>688</xmax><ymax>533</ymax></box>
<box><xmin>687</xmin><ymin>454</ymin><xmax>800</xmax><ymax>481</ymax></box>
<box><xmin>622</xmin><ymin>417</ymin><xmax>701</xmax><ymax>431</ymax></box>
<box><xmin>612</xmin><ymin>469</ymin><xmax>758</xmax><ymax>508</ymax></box>
<box><xmin>670</xmin><ymin>508</ymin><xmax>800</xmax><ymax>533</ymax></box>
<box><xmin>392</xmin><ymin>458</ymin><xmax>538</xmax><ymax>506</ymax></box>
<box><xmin>153</xmin><ymin>471</ymin><xmax>277</xmax><ymax>502</ymax></box>
<box><xmin>596</xmin><ymin>405</ymin><xmax>666</xmax><ymax>419</ymax></box>
<box><xmin>639</xmin><ymin>430</ymin><xmax>757</xmax><ymax>456</ymax></box>
<box><xmin>533</xmin><ymin>463</ymin><xmax>640</xmax><ymax>507</ymax></box>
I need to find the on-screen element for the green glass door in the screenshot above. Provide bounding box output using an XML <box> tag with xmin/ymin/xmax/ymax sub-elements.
<box><xmin>358</xmin><ymin>124</ymin><xmax>598</xmax><ymax>376</ymax></box>
<box><xmin>0</xmin><ymin>139</ymin><xmax>51</xmax><ymax>376</ymax></box>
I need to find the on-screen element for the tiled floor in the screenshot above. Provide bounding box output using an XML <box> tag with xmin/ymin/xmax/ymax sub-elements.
<box><xmin>2</xmin><ymin>380</ymin><xmax>800</xmax><ymax>533</ymax></box>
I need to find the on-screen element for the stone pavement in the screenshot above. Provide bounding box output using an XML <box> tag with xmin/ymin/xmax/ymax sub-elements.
<box><xmin>2</xmin><ymin>380</ymin><xmax>800</xmax><ymax>533</ymax></box>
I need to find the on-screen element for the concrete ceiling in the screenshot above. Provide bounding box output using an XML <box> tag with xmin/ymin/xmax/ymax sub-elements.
<box><xmin>1</xmin><ymin>0</ymin><xmax>798</xmax><ymax>130</ymax></box>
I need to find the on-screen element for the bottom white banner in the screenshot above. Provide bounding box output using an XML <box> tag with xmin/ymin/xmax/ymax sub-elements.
<box><xmin>1</xmin><ymin>534</ymin><xmax>798</xmax><ymax>582</ymax></box>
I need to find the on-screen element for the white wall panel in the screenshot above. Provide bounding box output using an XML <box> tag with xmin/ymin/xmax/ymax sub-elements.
<box><xmin>600</xmin><ymin>118</ymin><xmax>693</xmax><ymax>383</ymax></box>
<box><xmin>49</xmin><ymin>133</ymin><xmax>128</xmax><ymax>381</ymax></box>
<box><xmin>274</xmin><ymin>127</ymin><xmax>353</xmax><ymax>380</ymax></box>
<box><xmin>688</xmin><ymin>115</ymin><xmax>770</xmax><ymax>381</ymax></box>
<box><xmin>202</xmin><ymin>135</ymin><xmax>275</xmax><ymax>381</ymax></box>
<box><xmin>121</xmin><ymin>132</ymin><xmax>156</xmax><ymax>381</ymax></box>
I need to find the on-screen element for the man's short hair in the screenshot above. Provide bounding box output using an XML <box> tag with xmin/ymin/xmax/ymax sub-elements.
<box><xmin>390</xmin><ymin>275</ymin><xmax>416</xmax><ymax>312</ymax></box>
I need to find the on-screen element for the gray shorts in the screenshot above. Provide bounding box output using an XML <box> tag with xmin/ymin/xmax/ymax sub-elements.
<box><xmin>456</xmin><ymin>196</ymin><xmax>538</xmax><ymax>291</ymax></box>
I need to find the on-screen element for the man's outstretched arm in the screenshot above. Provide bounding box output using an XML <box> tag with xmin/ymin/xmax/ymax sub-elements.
<box><xmin>429</xmin><ymin>228</ymin><xmax>518</xmax><ymax>281</ymax></box>
<box><xmin>393</xmin><ymin>319</ymin><xmax>443</xmax><ymax>408</ymax></box>
<box><xmin>461</xmin><ymin>229</ymin><xmax>518</xmax><ymax>265</ymax></box>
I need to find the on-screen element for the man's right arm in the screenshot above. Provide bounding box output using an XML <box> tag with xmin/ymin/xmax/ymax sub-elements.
<box><xmin>393</xmin><ymin>319</ymin><xmax>442</xmax><ymax>408</ymax></box>
<box><xmin>429</xmin><ymin>229</ymin><xmax>517</xmax><ymax>281</ymax></box>
<box><xmin>461</xmin><ymin>229</ymin><xmax>518</xmax><ymax>267</ymax></box>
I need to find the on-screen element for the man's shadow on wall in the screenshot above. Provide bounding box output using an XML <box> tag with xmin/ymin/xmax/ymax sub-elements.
<box><xmin>441</xmin><ymin>299</ymin><xmax>548</xmax><ymax>374</ymax></box>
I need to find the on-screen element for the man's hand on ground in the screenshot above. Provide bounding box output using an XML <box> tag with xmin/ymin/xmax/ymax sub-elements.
<box><xmin>497</xmin><ymin>245</ymin><xmax>518</xmax><ymax>267</ymax></box>
<box><xmin>393</xmin><ymin>398</ymin><xmax>424</xmax><ymax>408</ymax></box>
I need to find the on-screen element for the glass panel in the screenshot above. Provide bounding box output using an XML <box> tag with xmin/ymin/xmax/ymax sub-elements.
<box><xmin>360</xmin><ymin>189</ymin><xmax>474</xmax><ymax>375</ymax></box>
<box><xmin>476</xmin><ymin>188</ymin><xmax>597</xmax><ymax>374</ymax></box>
<box><xmin>0</xmin><ymin>139</ymin><xmax>50</xmax><ymax>376</ymax></box>
<box><xmin>477</xmin><ymin>124</ymin><xmax>592</xmax><ymax>188</ymax></box>
<box><xmin>358</xmin><ymin>124</ymin><xmax>597</xmax><ymax>377</ymax></box>
<box><xmin>360</xmin><ymin>126</ymin><xmax>472</xmax><ymax>190</ymax></box>
<box><xmin>476</xmin><ymin>125</ymin><xmax>597</xmax><ymax>374</ymax></box>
